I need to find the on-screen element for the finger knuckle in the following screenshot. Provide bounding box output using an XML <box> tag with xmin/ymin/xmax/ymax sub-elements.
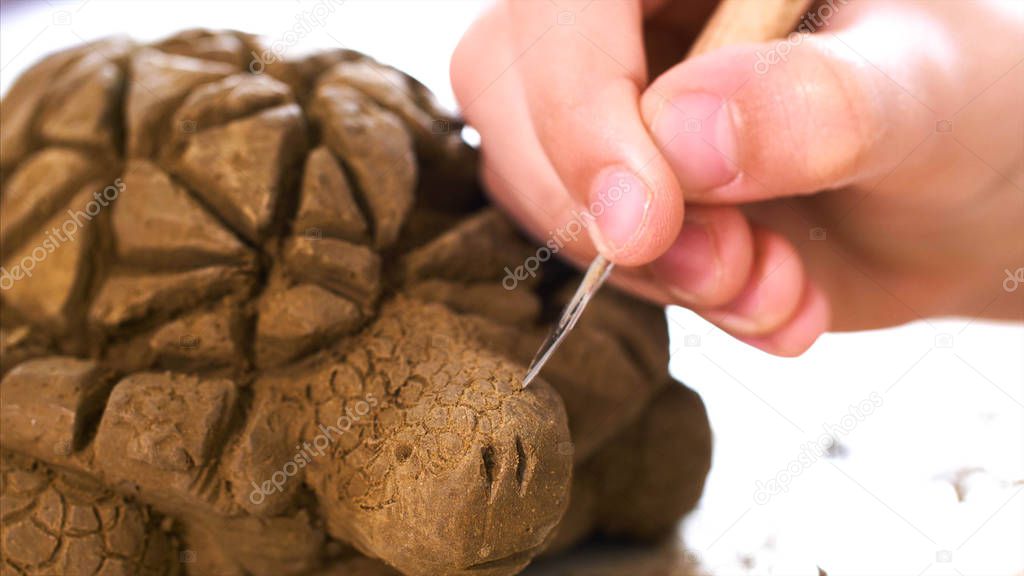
<box><xmin>800</xmin><ymin>39</ymin><xmax>885</xmax><ymax>187</ymax></box>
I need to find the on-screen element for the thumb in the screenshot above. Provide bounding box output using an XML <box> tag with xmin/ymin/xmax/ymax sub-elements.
<box><xmin>641</xmin><ymin>27</ymin><xmax>939</xmax><ymax>202</ymax></box>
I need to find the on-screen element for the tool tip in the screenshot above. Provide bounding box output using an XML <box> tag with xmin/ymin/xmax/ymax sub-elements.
<box><xmin>521</xmin><ymin>363</ymin><xmax>540</xmax><ymax>388</ymax></box>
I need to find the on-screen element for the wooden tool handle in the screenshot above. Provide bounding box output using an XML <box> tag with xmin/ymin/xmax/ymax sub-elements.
<box><xmin>688</xmin><ymin>0</ymin><xmax>814</xmax><ymax>57</ymax></box>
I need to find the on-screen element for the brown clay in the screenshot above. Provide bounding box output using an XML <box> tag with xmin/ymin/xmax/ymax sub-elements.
<box><xmin>0</xmin><ymin>30</ymin><xmax>710</xmax><ymax>576</ymax></box>
<box><xmin>0</xmin><ymin>451</ymin><xmax>180</xmax><ymax>575</ymax></box>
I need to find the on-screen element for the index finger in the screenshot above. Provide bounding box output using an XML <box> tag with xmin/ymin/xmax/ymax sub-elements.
<box><xmin>503</xmin><ymin>0</ymin><xmax>685</xmax><ymax>266</ymax></box>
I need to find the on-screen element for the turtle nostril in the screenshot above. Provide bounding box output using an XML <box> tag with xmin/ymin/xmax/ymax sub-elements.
<box><xmin>514</xmin><ymin>435</ymin><xmax>533</xmax><ymax>494</ymax></box>
<box><xmin>394</xmin><ymin>444</ymin><xmax>412</xmax><ymax>462</ymax></box>
<box><xmin>480</xmin><ymin>445</ymin><xmax>496</xmax><ymax>490</ymax></box>
<box><xmin>514</xmin><ymin>436</ymin><xmax>527</xmax><ymax>486</ymax></box>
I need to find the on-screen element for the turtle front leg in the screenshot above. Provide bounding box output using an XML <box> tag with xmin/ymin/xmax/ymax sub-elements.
<box><xmin>0</xmin><ymin>450</ymin><xmax>179</xmax><ymax>576</ymax></box>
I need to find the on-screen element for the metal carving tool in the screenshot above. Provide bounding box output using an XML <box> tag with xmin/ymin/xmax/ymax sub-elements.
<box><xmin>521</xmin><ymin>0</ymin><xmax>813</xmax><ymax>387</ymax></box>
<box><xmin>522</xmin><ymin>254</ymin><xmax>614</xmax><ymax>387</ymax></box>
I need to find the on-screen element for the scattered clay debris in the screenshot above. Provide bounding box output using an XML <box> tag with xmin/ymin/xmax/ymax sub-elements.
<box><xmin>0</xmin><ymin>30</ymin><xmax>712</xmax><ymax>576</ymax></box>
<box><xmin>941</xmin><ymin>467</ymin><xmax>985</xmax><ymax>502</ymax></box>
<box><xmin>824</xmin><ymin>437</ymin><xmax>849</xmax><ymax>459</ymax></box>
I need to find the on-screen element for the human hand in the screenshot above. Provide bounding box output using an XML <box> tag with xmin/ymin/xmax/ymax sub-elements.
<box><xmin>451</xmin><ymin>0</ymin><xmax>1024</xmax><ymax>355</ymax></box>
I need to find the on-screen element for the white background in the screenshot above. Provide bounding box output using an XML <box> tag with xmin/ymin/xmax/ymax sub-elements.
<box><xmin>2</xmin><ymin>1</ymin><xmax>1022</xmax><ymax>574</ymax></box>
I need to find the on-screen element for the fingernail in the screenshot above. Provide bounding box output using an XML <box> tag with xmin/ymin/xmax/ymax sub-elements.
<box><xmin>738</xmin><ymin>285</ymin><xmax>830</xmax><ymax>357</ymax></box>
<box><xmin>714</xmin><ymin>300</ymin><xmax>761</xmax><ymax>334</ymax></box>
<box><xmin>588</xmin><ymin>167</ymin><xmax>650</xmax><ymax>252</ymax></box>
<box><xmin>649</xmin><ymin>218</ymin><xmax>719</xmax><ymax>302</ymax></box>
<box><xmin>711</xmin><ymin>280</ymin><xmax>763</xmax><ymax>334</ymax></box>
<box><xmin>651</xmin><ymin>92</ymin><xmax>738</xmax><ymax>191</ymax></box>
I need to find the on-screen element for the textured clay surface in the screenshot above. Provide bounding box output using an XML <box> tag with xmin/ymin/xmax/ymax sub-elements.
<box><xmin>0</xmin><ymin>451</ymin><xmax>179</xmax><ymax>575</ymax></box>
<box><xmin>0</xmin><ymin>30</ymin><xmax>711</xmax><ymax>576</ymax></box>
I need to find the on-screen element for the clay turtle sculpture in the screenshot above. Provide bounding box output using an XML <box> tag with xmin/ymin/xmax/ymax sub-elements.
<box><xmin>0</xmin><ymin>30</ymin><xmax>711</xmax><ymax>576</ymax></box>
